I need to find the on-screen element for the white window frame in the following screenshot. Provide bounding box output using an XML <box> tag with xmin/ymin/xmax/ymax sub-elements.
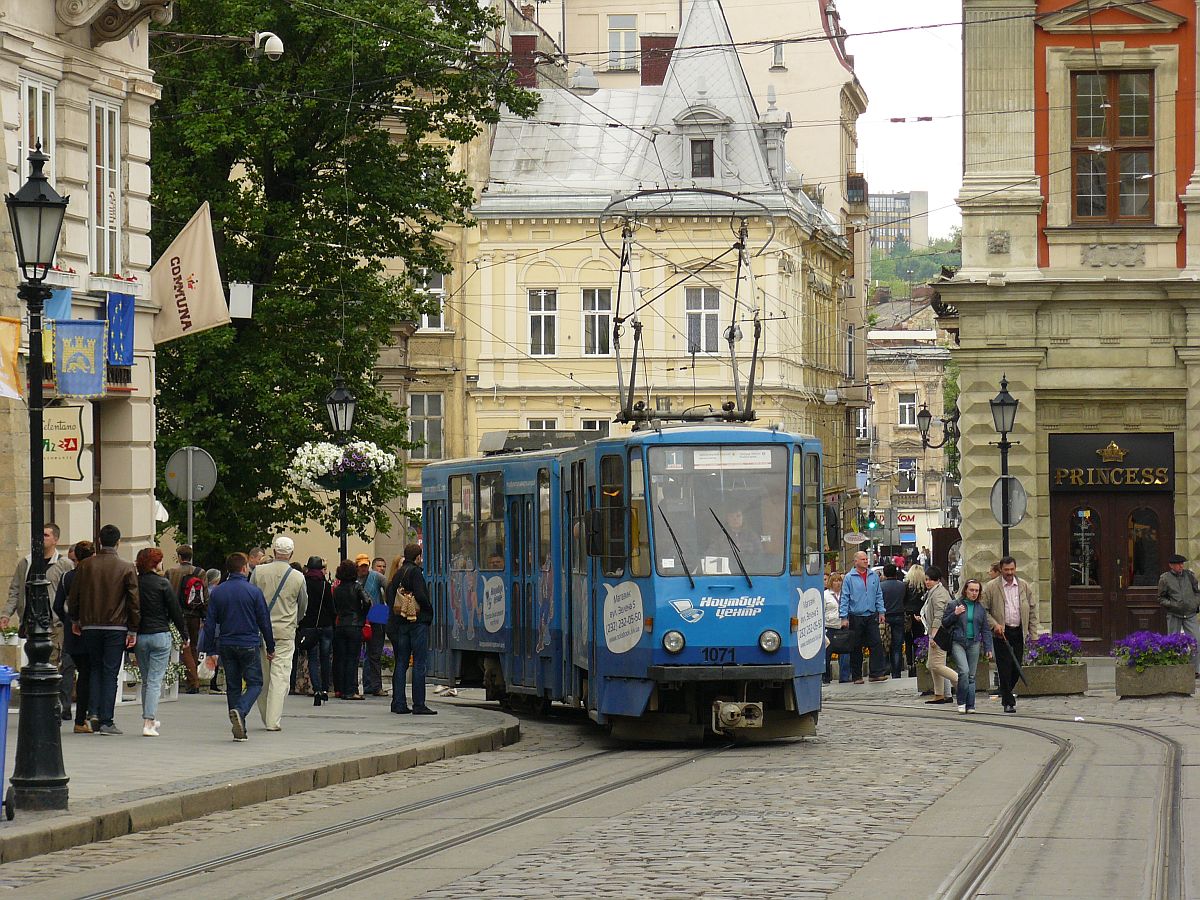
<box><xmin>408</xmin><ymin>393</ymin><xmax>444</xmax><ymax>460</ymax></box>
<box><xmin>528</xmin><ymin>418</ymin><xmax>557</xmax><ymax>431</ymax></box>
<box><xmin>685</xmin><ymin>287</ymin><xmax>720</xmax><ymax>354</ymax></box>
<box><xmin>772</xmin><ymin>42</ymin><xmax>786</xmax><ymax>69</ymax></box>
<box><xmin>897</xmin><ymin>391</ymin><xmax>918</xmax><ymax>428</ymax></box>
<box><xmin>89</xmin><ymin>98</ymin><xmax>122</xmax><ymax>276</ymax></box>
<box><xmin>416</xmin><ymin>270</ymin><xmax>445</xmax><ymax>330</ymax></box>
<box><xmin>582</xmin><ymin>288</ymin><xmax>612</xmax><ymax>356</ymax></box>
<box><xmin>581</xmin><ymin>418</ymin><xmax>610</xmax><ymax>437</ymax></box>
<box><xmin>528</xmin><ymin>289</ymin><xmax>557</xmax><ymax>357</ymax></box>
<box><xmin>607</xmin><ymin>15</ymin><xmax>638</xmax><ymax>71</ymax></box>
<box><xmin>854</xmin><ymin>407</ymin><xmax>869</xmax><ymax>441</ymax></box>
<box><xmin>897</xmin><ymin>458</ymin><xmax>917</xmax><ymax>494</ymax></box>
<box><xmin>18</xmin><ymin>76</ymin><xmax>56</xmax><ymax>183</ymax></box>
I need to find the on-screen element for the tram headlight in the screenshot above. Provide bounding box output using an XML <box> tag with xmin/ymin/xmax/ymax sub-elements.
<box><xmin>662</xmin><ymin>630</ymin><xmax>686</xmax><ymax>654</ymax></box>
<box><xmin>758</xmin><ymin>629</ymin><xmax>782</xmax><ymax>653</ymax></box>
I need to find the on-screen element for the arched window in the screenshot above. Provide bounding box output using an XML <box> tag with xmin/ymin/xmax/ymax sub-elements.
<box><xmin>1069</xmin><ymin>506</ymin><xmax>1101</xmax><ymax>587</ymax></box>
<box><xmin>1128</xmin><ymin>508</ymin><xmax>1160</xmax><ymax>588</ymax></box>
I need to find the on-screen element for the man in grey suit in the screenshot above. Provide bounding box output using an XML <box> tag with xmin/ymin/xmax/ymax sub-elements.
<box><xmin>981</xmin><ymin>555</ymin><xmax>1038</xmax><ymax>714</ymax></box>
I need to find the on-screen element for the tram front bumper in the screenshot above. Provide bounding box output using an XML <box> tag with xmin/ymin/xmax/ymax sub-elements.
<box><xmin>646</xmin><ymin>664</ymin><xmax>794</xmax><ymax>682</ymax></box>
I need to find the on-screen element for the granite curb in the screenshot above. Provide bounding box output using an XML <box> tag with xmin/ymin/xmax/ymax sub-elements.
<box><xmin>0</xmin><ymin>714</ymin><xmax>520</xmax><ymax>865</ymax></box>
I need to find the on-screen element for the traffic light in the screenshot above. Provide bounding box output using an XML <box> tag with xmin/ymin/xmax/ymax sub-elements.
<box><xmin>866</xmin><ymin>511</ymin><xmax>880</xmax><ymax>531</ymax></box>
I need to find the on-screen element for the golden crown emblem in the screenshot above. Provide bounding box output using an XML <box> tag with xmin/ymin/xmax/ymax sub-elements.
<box><xmin>1096</xmin><ymin>441</ymin><xmax>1127</xmax><ymax>463</ymax></box>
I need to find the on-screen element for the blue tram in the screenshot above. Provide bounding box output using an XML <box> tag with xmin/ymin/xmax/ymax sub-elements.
<box><xmin>422</xmin><ymin>425</ymin><xmax>827</xmax><ymax>741</ymax></box>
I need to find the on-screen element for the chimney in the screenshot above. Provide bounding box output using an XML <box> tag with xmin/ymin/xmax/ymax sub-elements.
<box><xmin>511</xmin><ymin>34</ymin><xmax>537</xmax><ymax>88</ymax></box>
<box><xmin>640</xmin><ymin>33</ymin><xmax>675</xmax><ymax>86</ymax></box>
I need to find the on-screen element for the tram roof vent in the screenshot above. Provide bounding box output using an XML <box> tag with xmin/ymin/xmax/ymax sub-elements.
<box><xmin>479</xmin><ymin>429</ymin><xmax>595</xmax><ymax>455</ymax></box>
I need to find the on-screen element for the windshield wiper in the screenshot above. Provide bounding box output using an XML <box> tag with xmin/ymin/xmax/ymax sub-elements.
<box><xmin>657</xmin><ymin>509</ymin><xmax>695</xmax><ymax>589</ymax></box>
<box><xmin>709</xmin><ymin>508</ymin><xmax>753</xmax><ymax>589</ymax></box>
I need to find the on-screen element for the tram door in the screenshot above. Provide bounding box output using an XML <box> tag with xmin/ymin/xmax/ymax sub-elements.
<box><xmin>425</xmin><ymin>499</ymin><xmax>451</xmax><ymax>678</ymax></box>
<box><xmin>507</xmin><ymin>495</ymin><xmax>537</xmax><ymax>689</ymax></box>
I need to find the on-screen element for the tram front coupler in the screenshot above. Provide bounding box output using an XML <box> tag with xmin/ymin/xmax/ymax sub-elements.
<box><xmin>712</xmin><ymin>700</ymin><xmax>764</xmax><ymax>733</ymax></box>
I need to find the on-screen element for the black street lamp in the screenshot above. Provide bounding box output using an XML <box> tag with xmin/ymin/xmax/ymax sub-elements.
<box><xmin>989</xmin><ymin>374</ymin><xmax>1020</xmax><ymax>557</ymax></box>
<box><xmin>5</xmin><ymin>144</ymin><xmax>69</xmax><ymax>811</ymax></box>
<box><xmin>325</xmin><ymin>377</ymin><xmax>356</xmax><ymax>562</ymax></box>
<box><xmin>916</xmin><ymin>402</ymin><xmax>959</xmax><ymax>450</ymax></box>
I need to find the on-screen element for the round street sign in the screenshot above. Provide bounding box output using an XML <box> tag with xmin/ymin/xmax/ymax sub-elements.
<box><xmin>165</xmin><ymin>447</ymin><xmax>218</xmax><ymax>502</ymax></box>
<box><xmin>990</xmin><ymin>475</ymin><xmax>1027</xmax><ymax>528</ymax></box>
<box><xmin>843</xmin><ymin>532</ymin><xmax>868</xmax><ymax>545</ymax></box>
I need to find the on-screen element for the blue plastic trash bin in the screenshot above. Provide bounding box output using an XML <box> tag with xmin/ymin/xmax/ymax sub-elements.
<box><xmin>0</xmin><ymin>666</ymin><xmax>16</xmax><ymax>820</ymax></box>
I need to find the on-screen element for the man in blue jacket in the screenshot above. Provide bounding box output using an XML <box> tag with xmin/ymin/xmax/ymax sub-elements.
<box><xmin>201</xmin><ymin>552</ymin><xmax>275</xmax><ymax>741</ymax></box>
<box><xmin>838</xmin><ymin>550</ymin><xmax>888</xmax><ymax>683</ymax></box>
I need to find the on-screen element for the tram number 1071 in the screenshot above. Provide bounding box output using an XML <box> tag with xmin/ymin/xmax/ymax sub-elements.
<box><xmin>702</xmin><ymin>647</ymin><xmax>736</xmax><ymax>664</ymax></box>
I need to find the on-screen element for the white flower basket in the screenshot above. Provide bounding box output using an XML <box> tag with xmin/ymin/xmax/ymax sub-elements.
<box><xmin>287</xmin><ymin>440</ymin><xmax>397</xmax><ymax>491</ymax></box>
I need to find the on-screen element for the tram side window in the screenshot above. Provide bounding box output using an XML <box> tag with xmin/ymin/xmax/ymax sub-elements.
<box><xmin>600</xmin><ymin>455</ymin><xmax>626</xmax><ymax>577</ymax></box>
<box><xmin>538</xmin><ymin>468</ymin><xmax>552</xmax><ymax>570</ymax></box>
<box><xmin>629</xmin><ymin>452</ymin><xmax>650</xmax><ymax>577</ymax></box>
<box><xmin>571</xmin><ymin>461</ymin><xmax>586</xmax><ymax>575</ymax></box>
<box><xmin>805</xmin><ymin>453</ymin><xmax>822</xmax><ymax>575</ymax></box>
<box><xmin>478</xmin><ymin>472</ymin><xmax>506</xmax><ymax>570</ymax></box>
<box><xmin>449</xmin><ymin>475</ymin><xmax>477</xmax><ymax>570</ymax></box>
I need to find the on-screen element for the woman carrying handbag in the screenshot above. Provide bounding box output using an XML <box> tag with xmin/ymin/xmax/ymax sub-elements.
<box><xmin>920</xmin><ymin>565</ymin><xmax>959</xmax><ymax>705</ymax></box>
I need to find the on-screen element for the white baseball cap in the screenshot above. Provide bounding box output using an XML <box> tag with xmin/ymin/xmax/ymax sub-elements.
<box><xmin>272</xmin><ymin>535</ymin><xmax>295</xmax><ymax>555</ymax></box>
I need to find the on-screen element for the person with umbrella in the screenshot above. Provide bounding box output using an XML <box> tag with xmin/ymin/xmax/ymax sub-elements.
<box><xmin>982</xmin><ymin>555</ymin><xmax>1039</xmax><ymax>714</ymax></box>
<box><xmin>942</xmin><ymin>579</ymin><xmax>993</xmax><ymax>714</ymax></box>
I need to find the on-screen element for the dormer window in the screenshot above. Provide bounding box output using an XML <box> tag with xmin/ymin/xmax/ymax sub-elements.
<box><xmin>691</xmin><ymin>139</ymin><xmax>714</xmax><ymax>178</ymax></box>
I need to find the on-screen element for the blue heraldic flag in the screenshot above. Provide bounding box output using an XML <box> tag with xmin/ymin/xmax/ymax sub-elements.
<box><xmin>55</xmin><ymin>320</ymin><xmax>106</xmax><ymax>399</ymax></box>
<box><xmin>106</xmin><ymin>291</ymin><xmax>134</xmax><ymax>366</ymax></box>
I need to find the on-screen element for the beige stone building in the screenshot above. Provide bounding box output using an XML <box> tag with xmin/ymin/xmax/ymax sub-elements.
<box><xmin>861</xmin><ymin>319</ymin><xmax>952</xmax><ymax>554</ymax></box>
<box><xmin>376</xmin><ymin>0</ymin><xmax>860</xmax><ymax>566</ymax></box>
<box><xmin>936</xmin><ymin>0</ymin><xmax>1197</xmax><ymax>652</ymax></box>
<box><xmin>0</xmin><ymin>0</ymin><xmax>166</xmax><ymax>566</ymax></box>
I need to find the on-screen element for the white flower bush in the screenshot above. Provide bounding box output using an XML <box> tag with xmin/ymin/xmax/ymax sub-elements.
<box><xmin>287</xmin><ymin>440</ymin><xmax>397</xmax><ymax>490</ymax></box>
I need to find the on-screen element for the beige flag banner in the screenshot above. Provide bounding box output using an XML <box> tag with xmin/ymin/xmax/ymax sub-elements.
<box><xmin>0</xmin><ymin>316</ymin><xmax>20</xmax><ymax>400</ymax></box>
<box><xmin>151</xmin><ymin>202</ymin><xmax>231</xmax><ymax>344</ymax></box>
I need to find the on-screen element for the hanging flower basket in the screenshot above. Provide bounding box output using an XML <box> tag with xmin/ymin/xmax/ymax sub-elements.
<box><xmin>287</xmin><ymin>440</ymin><xmax>396</xmax><ymax>491</ymax></box>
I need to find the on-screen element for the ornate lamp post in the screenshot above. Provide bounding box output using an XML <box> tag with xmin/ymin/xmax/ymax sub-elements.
<box><xmin>325</xmin><ymin>377</ymin><xmax>356</xmax><ymax>562</ymax></box>
<box><xmin>916</xmin><ymin>402</ymin><xmax>960</xmax><ymax>450</ymax></box>
<box><xmin>5</xmin><ymin>144</ymin><xmax>69</xmax><ymax>811</ymax></box>
<box><xmin>989</xmin><ymin>375</ymin><xmax>1020</xmax><ymax>557</ymax></box>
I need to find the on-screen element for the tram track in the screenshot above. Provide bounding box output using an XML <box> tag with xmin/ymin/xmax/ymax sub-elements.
<box><xmin>77</xmin><ymin>747</ymin><xmax>621</xmax><ymax>900</ymax></box>
<box><xmin>830</xmin><ymin>701</ymin><xmax>1184</xmax><ymax>900</ymax></box>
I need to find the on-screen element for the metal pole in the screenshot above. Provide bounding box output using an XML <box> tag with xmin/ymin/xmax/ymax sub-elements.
<box><xmin>339</xmin><ymin>486</ymin><xmax>348</xmax><ymax>562</ymax></box>
<box><xmin>9</xmin><ymin>281</ymin><xmax>68</xmax><ymax>810</ymax></box>
<box><xmin>1000</xmin><ymin>432</ymin><xmax>1011</xmax><ymax>558</ymax></box>
<box><xmin>186</xmin><ymin>447</ymin><xmax>194</xmax><ymax>548</ymax></box>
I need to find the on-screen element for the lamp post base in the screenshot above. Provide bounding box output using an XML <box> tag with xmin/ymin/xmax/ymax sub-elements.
<box><xmin>9</xmin><ymin>660</ymin><xmax>68</xmax><ymax>810</ymax></box>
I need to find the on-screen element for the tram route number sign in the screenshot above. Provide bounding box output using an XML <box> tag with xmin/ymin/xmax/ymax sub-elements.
<box><xmin>990</xmin><ymin>475</ymin><xmax>1027</xmax><ymax>528</ymax></box>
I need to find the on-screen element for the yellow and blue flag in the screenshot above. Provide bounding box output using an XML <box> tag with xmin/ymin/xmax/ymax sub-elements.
<box><xmin>55</xmin><ymin>320</ymin><xmax>106</xmax><ymax>398</ymax></box>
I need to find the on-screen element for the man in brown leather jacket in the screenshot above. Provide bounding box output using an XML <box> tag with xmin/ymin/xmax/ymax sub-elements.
<box><xmin>67</xmin><ymin>524</ymin><xmax>139</xmax><ymax>735</ymax></box>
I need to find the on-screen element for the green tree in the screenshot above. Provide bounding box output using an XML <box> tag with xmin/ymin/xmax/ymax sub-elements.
<box><xmin>870</xmin><ymin>230</ymin><xmax>962</xmax><ymax>302</ymax></box>
<box><xmin>151</xmin><ymin>0</ymin><xmax>537</xmax><ymax>564</ymax></box>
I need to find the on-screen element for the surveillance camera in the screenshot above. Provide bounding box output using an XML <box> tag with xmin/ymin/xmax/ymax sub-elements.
<box><xmin>253</xmin><ymin>31</ymin><xmax>284</xmax><ymax>60</ymax></box>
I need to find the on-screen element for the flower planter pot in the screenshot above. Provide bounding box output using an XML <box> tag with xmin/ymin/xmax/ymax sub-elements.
<box><xmin>88</xmin><ymin>274</ymin><xmax>143</xmax><ymax>297</ymax></box>
<box><xmin>1016</xmin><ymin>663</ymin><xmax>1088</xmax><ymax>697</ymax></box>
<box><xmin>316</xmin><ymin>472</ymin><xmax>375</xmax><ymax>491</ymax></box>
<box><xmin>1115</xmin><ymin>662</ymin><xmax>1195</xmax><ymax>698</ymax></box>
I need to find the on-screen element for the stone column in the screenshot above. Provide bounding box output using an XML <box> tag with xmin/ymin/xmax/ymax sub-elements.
<box><xmin>1175</xmin><ymin>348</ymin><xmax>1200</xmax><ymax>560</ymax></box>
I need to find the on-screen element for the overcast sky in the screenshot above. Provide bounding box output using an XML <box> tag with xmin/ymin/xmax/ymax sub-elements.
<box><xmin>838</xmin><ymin>1</ymin><xmax>963</xmax><ymax>239</ymax></box>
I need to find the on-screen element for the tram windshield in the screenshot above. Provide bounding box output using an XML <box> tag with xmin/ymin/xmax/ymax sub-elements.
<box><xmin>646</xmin><ymin>445</ymin><xmax>788</xmax><ymax>577</ymax></box>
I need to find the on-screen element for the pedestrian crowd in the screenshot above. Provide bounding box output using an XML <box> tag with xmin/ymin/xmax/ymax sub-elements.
<box><xmin>6</xmin><ymin>525</ymin><xmax>442</xmax><ymax>741</ymax></box>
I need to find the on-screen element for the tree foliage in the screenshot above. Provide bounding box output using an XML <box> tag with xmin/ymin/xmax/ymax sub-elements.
<box><xmin>871</xmin><ymin>229</ymin><xmax>961</xmax><ymax>299</ymax></box>
<box><xmin>151</xmin><ymin>0</ymin><xmax>537</xmax><ymax>564</ymax></box>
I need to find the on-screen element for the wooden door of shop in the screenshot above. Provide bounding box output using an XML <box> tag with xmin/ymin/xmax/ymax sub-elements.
<box><xmin>1050</xmin><ymin>492</ymin><xmax>1173</xmax><ymax>654</ymax></box>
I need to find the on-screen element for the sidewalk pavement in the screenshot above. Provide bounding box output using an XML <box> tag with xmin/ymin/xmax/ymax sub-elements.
<box><xmin>0</xmin><ymin>689</ymin><xmax>518</xmax><ymax>865</ymax></box>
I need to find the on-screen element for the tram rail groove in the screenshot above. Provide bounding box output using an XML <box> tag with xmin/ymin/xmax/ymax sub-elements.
<box><xmin>830</xmin><ymin>701</ymin><xmax>1183</xmax><ymax>900</ymax></box>
<box><xmin>275</xmin><ymin>744</ymin><xmax>733</xmax><ymax>900</ymax></box>
<box><xmin>76</xmin><ymin>748</ymin><xmax>621</xmax><ymax>900</ymax></box>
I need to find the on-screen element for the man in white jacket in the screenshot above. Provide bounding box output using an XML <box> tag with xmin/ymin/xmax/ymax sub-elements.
<box><xmin>250</xmin><ymin>536</ymin><xmax>306</xmax><ymax>731</ymax></box>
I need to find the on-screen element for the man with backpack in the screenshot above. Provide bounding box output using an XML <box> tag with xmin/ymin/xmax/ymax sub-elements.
<box><xmin>167</xmin><ymin>545</ymin><xmax>208</xmax><ymax>694</ymax></box>
<box><xmin>1158</xmin><ymin>553</ymin><xmax>1200</xmax><ymax>678</ymax></box>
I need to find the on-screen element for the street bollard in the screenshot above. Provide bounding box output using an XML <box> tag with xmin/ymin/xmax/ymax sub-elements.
<box><xmin>0</xmin><ymin>665</ymin><xmax>17</xmax><ymax>820</ymax></box>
